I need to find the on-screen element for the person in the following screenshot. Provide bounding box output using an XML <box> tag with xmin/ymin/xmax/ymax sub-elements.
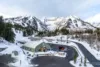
<box><xmin>20</xmin><ymin>60</ymin><xmax>21</xmax><ymax>66</ymax></box>
<box><xmin>37</xmin><ymin>54</ymin><xmax>38</xmax><ymax>57</ymax></box>
<box><xmin>16</xmin><ymin>43</ymin><xmax>17</xmax><ymax>45</ymax></box>
<box><xmin>43</xmin><ymin>47</ymin><xmax>46</xmax><ymax>52</ymax></box>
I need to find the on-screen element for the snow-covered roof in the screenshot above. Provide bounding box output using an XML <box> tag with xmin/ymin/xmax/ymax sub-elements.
<box><xmin>23</xmin><ymin>40</ymin><xmax>43</xmax><ymax>48</ymax></box>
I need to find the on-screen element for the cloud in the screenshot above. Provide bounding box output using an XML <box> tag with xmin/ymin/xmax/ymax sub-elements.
<box><xmin>77</xmin><ymin>0</ymin><xmax>100</xmax><ymax>10</ymax></box>
<box><xmin>86</xmin><ymin>13</ymin><xmax>100</xmax><ymax>23</ymax></box>
<box><xmin>0</xmin><ymin>0</ymin><xmax>100</xmax><ymax>19</ymax></box>
<box><xmin>0</xmin><ymin>3</ymin><xmax>32</xmax><ymax>18</ymax></box>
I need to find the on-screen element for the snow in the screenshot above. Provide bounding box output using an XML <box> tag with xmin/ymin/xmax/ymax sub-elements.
<box><xmin>0</xmin><ymin>40</ymin><xmax>33</xmax><ymax>67</ymax></box>
<box><xmin>35</xmin><ymin>51</ymin><xmax>66</xmax><ymax>58</ymax></box>
<box><xmin>44</xmin><ymin>16</ymin><xmax>94</xmax><ymax>31</ymax></box>
<box><xmin>0</xmin><ymin>43</ymin><xmax>8</xmax><ymax>48</ymax></box>
<box><xmin>44</xmin><ymin>35</ymin><xmax>100</xmax><ymax>60</ymax></box>
<box><xmin>5</xmin><ymin>16</ymin><xmax>48</xmax><ymax>32</ymax></box>
<box><xmin>67</xmin><ymin>42</ymin><xmax>93</xmax><ymax>67</ymax></box>
<box><xmin>86</xmin><ymin>13</ymin><xmax>100</xmax><ymax>23</ymax></box>
<box><xmin>0</xmin><ymin>34</ymin><xmax>98</xmax><ymax>67</ymax></box>
<box><xmin>9</xmin><ymin>51</ymin><xmax>33</xmax><ymax>67</ymax></box>
<box><xmin>85</xmin><ymin>14</ymin><xmax>100</xmax><ymax>28</ymax></box>
<box><xmin>12</xmin><ymin>28</ymin><xmax>30</xmax><ymax>43</ymax></box>
<box><xmin>2</xmin><ymin>15</ymin><xmax>100</xmax><ymax>67</ymax></box>
<box><xmin>24</xmin><ymin>40</ymin><xmax>43</xmax><ymax>48</ymax></box>
<box><xmin>44</xmin><ymin>36</ymin><xmax>94</xmax><ymax>67</ymax></box>
<box><xmin>70</xmin><ymin>60</ymin><xmax>93</xmax><ymax>67</ymax></box>
<box><xmin>22</xmin><ymin>39</ymin><xmax>67</xmax><ymax>58</ymax></box>
<box><xmin>69</xmin><ymin>39</ymin><xmax>100</xmax><ymax>60</ymax></box>
<box><xmin>46</xmin><ymin>35</ymin><xmax>100</xmax><ymax>60</ymax></box>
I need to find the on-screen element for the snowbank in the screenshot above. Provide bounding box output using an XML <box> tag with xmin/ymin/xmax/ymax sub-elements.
<box><xmin>69</xmin><ymin>39</ymin><xmax>100</xmax><ymax>60</ymax></box>
<box><xmin>35</xmin><ymin>51</ymin><xmax>66</xmax><ymax>58</ymax></box>
<box><xmin>44</xmin><ymin>36</ymin><xmax>93</xmax><ymax>67</ymax></box>
<box><xmin>0</xmin><ymin>41</ymin><xmax>33</xmax><ymax>67</ymax></box>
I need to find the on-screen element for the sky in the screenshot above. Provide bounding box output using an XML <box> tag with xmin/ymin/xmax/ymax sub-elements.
<box><xmin>0</xmin><ymin>0</ymin><xmax>100</xmax><ymax>21</ymax></box>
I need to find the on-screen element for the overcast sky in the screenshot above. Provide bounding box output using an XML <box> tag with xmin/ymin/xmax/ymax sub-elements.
<box><xmin>0</xmin><ymin>0</ymin><xmax>100</xmax><ymax>20</ymax></box>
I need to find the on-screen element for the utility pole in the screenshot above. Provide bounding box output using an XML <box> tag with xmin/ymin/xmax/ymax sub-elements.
<box><xmin>60</xmin><ymin>35</ymin><xmax>63</xmax><ymax>44</ymax></box>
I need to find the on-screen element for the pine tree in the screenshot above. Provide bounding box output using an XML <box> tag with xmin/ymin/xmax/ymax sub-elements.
<box><xmin>60</xmin><ymin>28</ymin><xmax>69</xmax><ymax>35</ymax></box>
<box><xmin>3</xmin><ymin>26</ymin><xmax>15</xmax><ymax>42</ymax></box>
<box><xmin>23</xmin><ymin>30</ymin><xmax>27</xmax><ymax>36</ymax></box>
<box><xmin>74</xmin><ymin>52</ymin><xmax>77</xmax><ymax>63</ymax></box>
<box><xmin>0</xmin><ymin>16</ymin><xmax>5</xmax><ymax>37</ymax></box>
<box><xmin>0</xmin><ymin>16</ymin><xmax>15</xmax><ymax>42</ymax></box>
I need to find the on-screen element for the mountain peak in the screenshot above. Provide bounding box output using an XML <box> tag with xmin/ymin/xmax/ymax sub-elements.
<box><xmin>4</xmin><ymin>16</ymin><xmax>48</xmax><ymax>31</ymax></box>
<box><xmin>43</xmin><ymin>16</ymin><xmax>94</xmax><ymax>31</ymax></box>
<box><xmin>66</xmin><ymin>15</ymin><xmax>80</xmax><ymax>21</ymax></box>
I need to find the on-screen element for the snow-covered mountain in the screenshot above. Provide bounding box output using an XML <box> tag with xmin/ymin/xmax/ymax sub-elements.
<box><xmin>2</xmin><ymin>15</ymin><xmax>99</xmax><ymax>34</ymax></box>
<box><xmin>4</xmin><ymin>16</ymin><xmax>48</xmax><ymax>31</ymax></box>
<box><xmin>90</xmin><ymin>22</ymin><xmax>100</xmax><ymax>28</ymax></box>
<box><xmin>44</xmin><ymin>16</ymin><xmax>96</xmax><ymax>31</ymax></box>
<box><xmin>3</xmin><ymin>16</ymin><xmax>98</xmax><ymax>32</ymax></box>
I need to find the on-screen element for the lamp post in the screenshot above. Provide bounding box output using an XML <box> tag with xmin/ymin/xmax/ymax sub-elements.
<box><xmin>60</xmin><ymin>35</ymin><xmax>62</xmax><ymax>44</ymax></box>
<box><xmin>66</xmin><ymin>35</ymin><xmax>68</xmax><ymax>43</ymax></box>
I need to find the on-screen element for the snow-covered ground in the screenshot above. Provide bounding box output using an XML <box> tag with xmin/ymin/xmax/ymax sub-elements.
<box><xmin>13</xmin><ymin>29</ymin><xmax>30</xmax><ymax>42</ymax></box>
<box><xmin>44</xmin><ymin>35</ymin><xmax>100</xmax><ymax>60</ymax></box>
<box><xmin>0</xmin><ymin>34</ymin><xmax>99</xmax><ymax>67</ymax></box>
<box><xmin>0</xmin><ymin>39</ymin><xmax>33</xmax><ymax>67</ymax></box>
<box><xmin>68</xmin><ymin>42</ymin><xmax>93</xmax><ymax>67</ymax></box>
<box><xmin>69</xmin><ymin>39</ymin><xmax>100</xmax><ymax>60</ymax></box>
<box><xmin>35</xmin><ymin>51</ymin><xmax>66</xmax><ymax>58</ymax></box>
<box><xmin>0</xmin><ymin>37</ymin><xmax>67</xmax><ymax>67</ymax></box>
<box><xmin>44</xmin><ymin>36</ymin><xmax>94</xmax><ymax>67</ymax></box>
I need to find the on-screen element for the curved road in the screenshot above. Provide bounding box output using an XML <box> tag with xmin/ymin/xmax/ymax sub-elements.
<box><xmin>74</xmin><ymin>42</ymin><xmax>100</xmax><ymax>67</ymax></box>
<box><xmin>31</xmin><ymin>43</ymin><xmax>77</xmax><ymax>67</ymax></box>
